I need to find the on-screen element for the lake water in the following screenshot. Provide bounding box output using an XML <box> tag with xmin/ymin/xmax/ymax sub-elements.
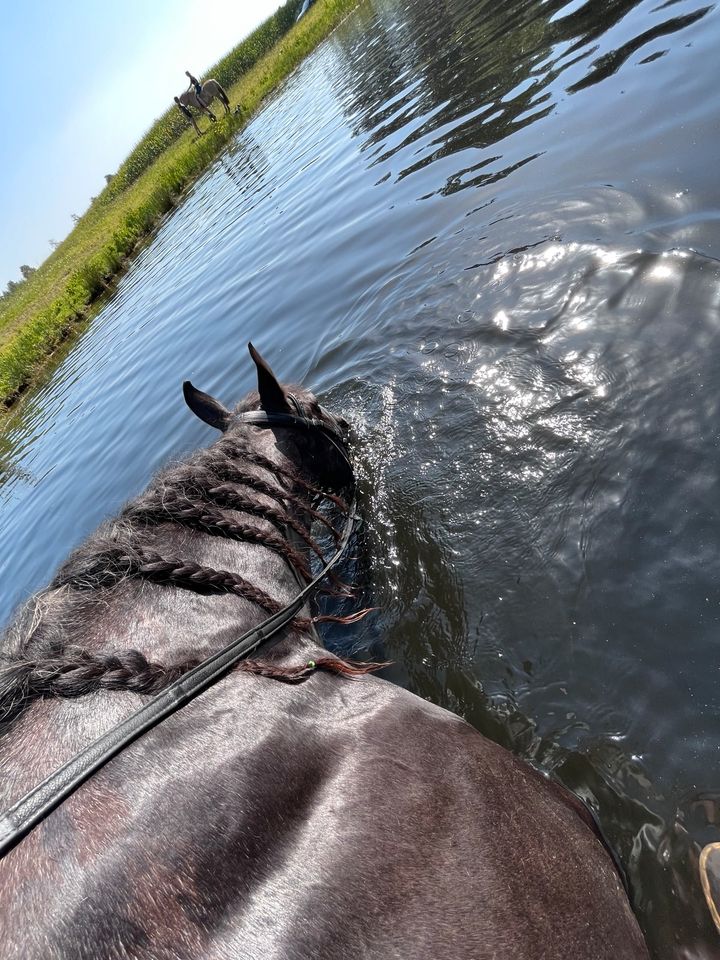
<box><xmin>2</xmin><ymin>0</ymin><xmax>720</xmax><ymax>954</ymax></box>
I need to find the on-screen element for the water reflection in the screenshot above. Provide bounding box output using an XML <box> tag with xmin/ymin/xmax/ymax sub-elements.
<box><xmin>333</xmin><ymin>0</ymin><xmax>713</xmax><ymax>207</ymax></box>
<box><xmin>567</xmin><ymin>5</ymin><xmax>712</xmax><ymax>92</ymax></box>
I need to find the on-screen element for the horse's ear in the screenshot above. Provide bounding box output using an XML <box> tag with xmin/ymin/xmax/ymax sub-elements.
<box><xmin>183</xmin><ymin>381</ymin><xmax>231</xmax><ymax>431</ymax></box>
<box><xmin>248</xmin><ymin>342</ymin><xmax>291</xmax><ymax>413</ymax></box>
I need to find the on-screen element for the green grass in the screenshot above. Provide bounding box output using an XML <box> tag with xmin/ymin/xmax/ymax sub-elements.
<box><xmin>0</xmin><ymin>0</ymin><xmax>360</xmax><ymax>408</ymax></box>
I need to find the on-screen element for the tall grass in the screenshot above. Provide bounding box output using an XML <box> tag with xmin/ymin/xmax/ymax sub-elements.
<box><xmin>0</xmin><ymin>0</ymin><xmax>360</xmax><ymax>407</ymax></box>
<box><xmin>105</xmin><ymin>1</ymin><xmax>299</xmax><ymax>200</ymax></box>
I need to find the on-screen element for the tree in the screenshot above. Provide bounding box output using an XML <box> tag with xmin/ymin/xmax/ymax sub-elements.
<box><xmin>19</xmin><ymin>265</ymin><xmax>36</xmax><ymax>281</ymax></box>
<box><xmin>104</xmin><ymin>173</ymin><xmax>115</xmax><ymax>185</ymax></box>
<box><xmin>49</xmin><ymin>239</ymin><xmax>59</xmax><ymax>249</ymax></box>
<box><xmin>71</xmin><ymin>213</ymin><xmax>81</xmax><ymax>224</ymax></box>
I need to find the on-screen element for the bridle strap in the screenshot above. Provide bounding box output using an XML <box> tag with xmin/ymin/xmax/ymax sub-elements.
<box><xmin>0</xmin><ymin>405</ymin><xmax>356</xmax><ymax>858</ymax></box>
<box><xmin>236</xmin><ymin>404</ymin><xmax>353</xmax><ymax>476</ymax></box>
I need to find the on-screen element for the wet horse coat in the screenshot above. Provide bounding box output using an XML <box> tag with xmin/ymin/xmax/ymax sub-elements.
<box><xmin>0</xmin><ymin>347</ymin><xmax>649</xmax><ymax>959</ymax></box>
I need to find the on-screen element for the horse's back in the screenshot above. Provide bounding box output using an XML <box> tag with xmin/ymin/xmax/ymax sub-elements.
<box><xmin>278</xmin><ymin>672</ymin><xmax>649</xmax><ymax>960</ymax></box>
<box><xmin>0</xmin><ymin>669</ymin><xmax>648</xmax><ymax>959</ymax></box>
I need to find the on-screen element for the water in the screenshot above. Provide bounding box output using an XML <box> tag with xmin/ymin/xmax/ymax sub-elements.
<box><xmin>2</xmin><ymin>0</ymin><xmax>720</xmax><ymax>953</ymax></box>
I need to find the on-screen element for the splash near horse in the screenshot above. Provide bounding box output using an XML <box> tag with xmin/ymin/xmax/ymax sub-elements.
<box><xmin>177</xmin><ymin>74</ymin><xmax>231</xmax><ymax>124</ymax></box>
<box><xmin>0</xmin><ymin>345</ymin><xmax>649</xmax><ymax>959</ymax></box>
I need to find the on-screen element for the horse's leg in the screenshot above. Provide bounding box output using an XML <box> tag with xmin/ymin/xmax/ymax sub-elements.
<box><xmin>201</xmin><ymin>99</ymin><xmax>217</xmax><ymax>123</ymax></box>
<box><xmin>193</xmin><ymin>91</ymin><xmax>217</xmax><ymax>123</ymax></box>
<box><xmin>217</xmin><ymin>82</ymin><xmax>230</xmax><ymax>114</ymax></box>
<box><xmin>205</xmin><ymin>80</ymin><xmax>230</xmax><ymax>115</ymax></box>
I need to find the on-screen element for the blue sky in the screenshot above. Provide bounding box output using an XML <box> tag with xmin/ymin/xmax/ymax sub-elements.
<box><xmin>0</xmin><ymin>0</ymin><xmax>282</xmax><ymax>288</ymax></box>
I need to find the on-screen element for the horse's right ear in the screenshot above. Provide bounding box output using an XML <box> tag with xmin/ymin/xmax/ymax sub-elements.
<box><xmin>183</xmin><ymin>381</ymin><xmax>231</xmax><ymax>431</ymax></box>
<box><xmin>247</xmin><ymin>342</ymin><xmax>291</xmax><ymax>413</ymax></box>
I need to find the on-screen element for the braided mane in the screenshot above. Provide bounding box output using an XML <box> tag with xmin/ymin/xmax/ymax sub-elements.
<box><xmin>0</xmin><ymin>416</ymin><xmax>373</xmax><ymax>734</ymax></box>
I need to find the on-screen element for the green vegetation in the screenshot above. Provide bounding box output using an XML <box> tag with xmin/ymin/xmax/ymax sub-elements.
<box><xmin>0</xmin><ymin>0</ymin><xmax>359</xmax><ymax>408</ymax></box>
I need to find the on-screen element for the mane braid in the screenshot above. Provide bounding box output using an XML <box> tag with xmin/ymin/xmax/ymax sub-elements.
<box><xmin>201</xmin><ymin>486</ymin><xmax>349</xmax><ymax>592</ymax></box>
<box><xmin>128</xmin><ymin>485</ymin><xmax>332</xmax><ymax>568</ymax></box>
<box><xmin>203</xmin><ymin>486</ymin><xmax>333</xmax><ymax>560</ymax></box>
<box><xmin>51</xmin><ymin>547</ymin><xmax>300</xmax><ymax>621</ymax></box>
<box><xmin>129</xmin><ymin>552</ymin><xmax>356</xmax><ymax>613</ymax></box>
<box><xmin>198</xmin><ymin>463</ymin><xmax>341</xmax><ymax>541</ymax></box>
<box><xmin>216</xmin><ymin>439</ymin><xmax>349</xmax><ymax>512</ymax></box>
<box><xmin>0</xmin><ymin>416</ymin><xmax>371</xmax><ymax>733</ymax></box>
<box><xmin>134</xmin><ymin>550</ymin><xmax>299</xmax><ymax>609</ymax></box>
<box><xmin>162</xmin><ymin>440</ymin><xmax>344</xmax><ymax>541</ymax></box>
<box><xmin>0</xmin><ymin>647</ymin><xmax>385</xmax><ymax>727</ymax></box>
<box><xmin>124</xmin><ymin>498</ymin><xmax>313</xmax><ymax>582</ymax></box>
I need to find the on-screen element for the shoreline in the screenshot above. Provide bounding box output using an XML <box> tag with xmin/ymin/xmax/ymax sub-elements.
<box><xmin>0</xmin><ymin>0</ymin><xmax>360</xmax><ymax>412</ymax></box>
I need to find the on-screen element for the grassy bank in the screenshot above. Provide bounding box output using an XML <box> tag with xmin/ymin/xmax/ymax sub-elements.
<box><xmin>0</xmin><ymin>0</ymin><xmax>359</xmax><ymax>408</ymax></box>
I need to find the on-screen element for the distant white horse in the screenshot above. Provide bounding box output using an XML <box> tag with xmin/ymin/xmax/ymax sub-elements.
<box><xmin>177</xmin><ymin>78</ymin><xmax>230</xmax><ymax>123</ymax></box>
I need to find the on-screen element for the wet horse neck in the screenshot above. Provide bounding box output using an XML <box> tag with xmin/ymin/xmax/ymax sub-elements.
<box><xmin>129</xmin><ymin>425</ymin><xmax>323</xmax><ymax>664</ymax></box>
<box><xmin>50</xmin><ymin>425</ymin><xmax>326</xmax><ymax>667</ymax></box>
<box><xmin>0</xmin><ymin>426</ymin><xmax>325</xmax><ymax>802</ymax></box>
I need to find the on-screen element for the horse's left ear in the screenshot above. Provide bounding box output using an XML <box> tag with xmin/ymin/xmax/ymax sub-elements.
<box><xmin>248</xmin><ymin>342</ymin><xmax>291</xmax><ymax>413</ymax></box>
<box><xmin>183</xmin><ymin>381</ymin><xmax>231</xmax><ymax>431</ymax></box>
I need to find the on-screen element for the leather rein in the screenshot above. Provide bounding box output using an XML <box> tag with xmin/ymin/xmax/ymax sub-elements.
<box><xmin>0</xmin><ymin>401</ymin><xmax>357</xmax><ymax>858</ymax></box>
